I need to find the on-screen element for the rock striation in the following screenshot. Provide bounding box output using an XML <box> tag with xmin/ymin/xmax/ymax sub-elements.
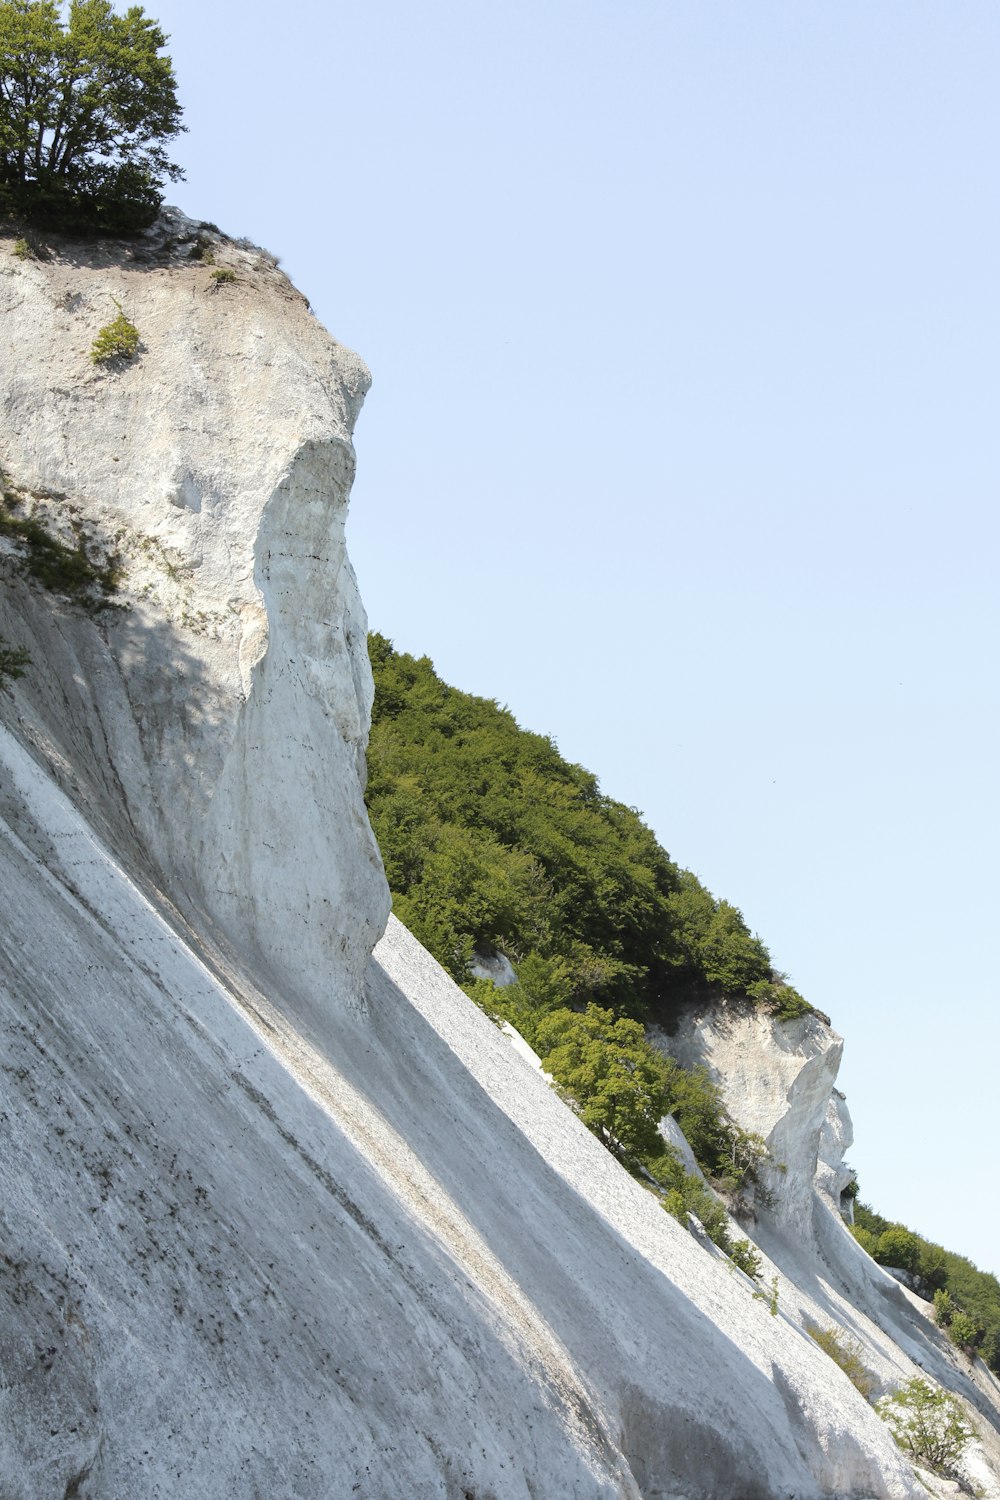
<box><xmin>0</xmin><ymin>214</ymin><xmax>997</xmax><ymax>1499</ymax></box>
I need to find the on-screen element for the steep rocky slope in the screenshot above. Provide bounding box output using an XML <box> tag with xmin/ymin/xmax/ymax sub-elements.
<box><xmin>0</xmin><ymin>215</ymin><xmax>995</xmax><ymax>1498</ymax></box>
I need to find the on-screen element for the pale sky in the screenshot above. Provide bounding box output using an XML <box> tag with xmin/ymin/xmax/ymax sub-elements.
<box><xmin>150</xmin><ymin>0</ymin><xmax>999</xmax><ymax>1277</ymax></box>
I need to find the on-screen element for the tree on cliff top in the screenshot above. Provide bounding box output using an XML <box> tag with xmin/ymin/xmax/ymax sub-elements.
<box><xmin>0</xmin><ymin>0</ymin><xmax>183</xmax><ymax>233</ymax></box>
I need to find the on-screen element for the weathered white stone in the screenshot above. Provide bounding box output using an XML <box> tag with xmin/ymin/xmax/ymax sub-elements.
<box><xmin>0</xmin><ymin>220</ymin><xmax>995</xmax><ymax>1499</ymax></box>
<box><xmin>653</xmin><ymin>1000</ymin><xmax>1000</xmax><ymax>1498</ymax></box>
<box><xmin>0</xmin><ymin>216</ymin><xmax>387</xmax><ymax>1023</ymax></box>
<box><xmin>653</xmin><ymin>1001</ymin><xmax>844</xmax><ymax>1226</ymax></box>
<box><xmin>469</xmin><ymin>947</ymin><xmax>518</xmax><ymax>987</ymax></box>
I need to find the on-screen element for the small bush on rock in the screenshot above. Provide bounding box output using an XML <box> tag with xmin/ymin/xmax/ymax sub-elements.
<box><xmin>728</xmin><ymin>1238</ymin><xmax>762</xmax><ymax>1281</ymax></box>
<box><xmin>663</xmin><ymin>1173</ymin><xmax>731</xmax><ymax>1249</ymax></box>
<box><xmin>933</xmin><ymin>1288</ymin><xmax>954</xmax><ymax>1327</ymax></box>
<box><xmin>949</xmin><ymin>1310</ymin><xmax>982</xmax><ymax>1355</ymax></box>
<box><xmin>806</xmin><ymin>1323</ymin><xmax>876</xmax><ymax>1401</ymax></box>
<box><xmin>90</xmin><ymin>304</ymin><xmax>140</xmax><ymax>364</ymax></box>
<box><xmin>876</xmin><ymin>1377</ymin><xmax>976</xmax><ymax>1477</ymax></box>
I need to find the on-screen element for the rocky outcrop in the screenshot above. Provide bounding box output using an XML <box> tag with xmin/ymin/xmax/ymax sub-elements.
<box><xmin>654</xmin><ymin>1000</ymin><xmax>1000</xmax><ymax>1498</ymax></box>
<box><xmin>0</xmin><ymin>209</ymin><xmax>387</xmax><ymax>1023</ymax></box>
<box><xmin>655</xmin><ymin>1001</ymin><xmax>844</xmax><ymax>1227</ymax></box>
<box><xmin>0</xmin><ymin>216</ymin><xmax>994</xmax><ymax>1498</ymax></box>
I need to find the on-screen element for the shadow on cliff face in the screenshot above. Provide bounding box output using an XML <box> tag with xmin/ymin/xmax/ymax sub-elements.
<box><xmin>0</xmin><ymin>547</ymin><xmax>223</xmax><ymax>903</ymax></box>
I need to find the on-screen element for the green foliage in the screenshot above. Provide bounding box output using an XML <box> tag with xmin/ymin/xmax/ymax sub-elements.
<box><xmin>474</xmin><ymin>977</ymin><xmax>765</xmax><ymax>1192</ymax></box>
<box><xmin>727</xmin><ymin>1237</ymin><xmax>762</xmax><ymax>1281</ymax></box>
<box><xmin>210</xmin><ymin>266</ymin><xmax>236</xmax><ymax>284</ymax></box>
<box><xmin>665</xmin><ymin>873</ymin><xmax>771</xmax><ymax>994</ymax></box>
<box><xmin>0</xmin><ymin>0</ymin><xmax>184</xmax><ymax>234</ymax></box>
<box><xmin>533</xmin><ymin>1003</ymin><xmax>675</xmax><ymax>1158</ymax></box>
<box><xmin>752</xmin><ymin>1275</ymin><xmax>779</xmax><ymax>1316</ymax></box>
<box><xmin>11</xmin><ymin>233</ymin><xmax>30</xmax><ymax>256</ymax></box>
<box><xmin>806</xmin><ymin>1323</ymin><xmax>876</xmax><ymax>1401</ymax></box>
<box><xmin>850</xmin><ymin>1223</ymin><xmax>879</xmax><ymax>1256</ymax></box>
<box><xmin>663</xmin><ymin>1171</ymin><xmax>732</xmax><ymax>1252</ymax></box>
<box><xmin>854</xmin><ymin>1203</ymin><xmax>1000</xmax><ymax>1377</ymax></box>
<box><xmin>948</xmin><ymin>1310</ymin><xmax>982</xmax><ymax>1355</ymax></box>
<box><xmin>0</xmin><ymin>633</ymin><xmax>29</xmax><ymax>688</ymax></box>
<box><xmin>875</xmin><ymin>1226</ymin><xmax>923</xmax><ymax>1275</ymax></box>
<box><xmin>89</xmin><ymin>301</ymin><xmax>139</xmax><ymax>362</ymax></box>
<box><xmin>745</xmin><ymin>977</ymin><xmax>811</xmax><ymax>1021</ymax></box>
<box><xmin>367</xmin><ymin>634</ymin><xmax>809</xmax><ymax>1024</ymax></box>
<box><xmin>933</xmin><ymin>1289</ymin><xmax>954</xmax><ymax>1327</ymax></box>
<box><xmin>0</xmin><ymin>485</ymin><xmax>120</xmax><ymax>606</ymax></box>
<box><xmin>876</xmin><ymin>1378</ymin><xmax>976</xmax><ymax>1477</ymax></box>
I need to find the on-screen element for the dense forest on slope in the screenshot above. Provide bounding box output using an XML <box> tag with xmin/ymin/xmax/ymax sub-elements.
<box><xmin>366</xmin><ymin>633</ymin><xmax>809</xmax><ymax>1026</ymax></box>
<box><xmin>854</xmin><ymin>1205</ymin><xmax>1000</xmax><ymax>1374</ymax></box>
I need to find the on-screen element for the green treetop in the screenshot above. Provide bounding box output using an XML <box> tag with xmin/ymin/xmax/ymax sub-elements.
<box><xmin>0</xmin><ymin>0</ymin><xmax>184</xmax><ymax>232</ymax></box>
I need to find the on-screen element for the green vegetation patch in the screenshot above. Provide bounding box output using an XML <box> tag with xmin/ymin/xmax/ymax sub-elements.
<box><xmin>90</xmin><ymin>304</ymin><xmax>140</xmax><ymax>364</ymax></box>
<box><xmin>367</xmin><ymin>633</ymin><xmax>790</xmax><ymax>1228</ymax></box>
<box><xmin>853</xmin><ymin>1203</ymin><xmax>1000</xmax><ymax>1375</ymax></box>
<box><xmin>0</xmin><ymin>484</ymin><xmax>121</xmax><ymax>610</ymax></box>
<box><xmin>806</xmin><ymin>1323</ymin><xmax>876</xmax><ymax>1401</ymax></box>
<box><xmin>367</xmin><ymin>632</ymin><xmax>810</xmax><ymax>1025</ymax></box>
<box><xmin>876</xmin><ymin>1378</ymin><xmax>976</xmax><ymax>1477</ymax></box>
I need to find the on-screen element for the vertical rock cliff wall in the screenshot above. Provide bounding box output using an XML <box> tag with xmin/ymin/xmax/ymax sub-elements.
<box><xmin>0</xmin><ymin>212</ymin><xmax>388</xmax><ymax>1018</ymax></box>
<box><xmin>655</xmin><ymin>1001</ymin><xmax>1000</xmax><ymax>1497</ymax></box>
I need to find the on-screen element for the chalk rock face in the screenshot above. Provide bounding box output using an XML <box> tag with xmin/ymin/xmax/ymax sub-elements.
<box><xmin>817</xmin><ymin>1087</ymin><xmax>857</xmax><ymax>1213</ymax></box>
<box><xmin>0</xmin><ymin>218</ymin><xmax>990</xmax><ymax>1499</ymax></box>
<box><xmin>656</xmin><ymin>1002</ymin><xmax>845</xmax><ymax>1225</ymax></box>
<box><xmin>0</xmin><ymin>211</ymin><xmax>387</xmax><ymax>1018</ymax></box>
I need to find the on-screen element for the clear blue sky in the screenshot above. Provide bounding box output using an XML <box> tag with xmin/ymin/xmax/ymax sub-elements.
<box><xmin>152</xmin><ymin>0</ymin><xmax>999</xmax><ymax>1277</ymax></box>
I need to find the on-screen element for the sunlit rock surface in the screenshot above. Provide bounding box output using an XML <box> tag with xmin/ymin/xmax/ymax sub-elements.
<box><xmin>653</xmin><ymin>1001</ymin><xmax>1000</xmax><ymax>1498</ymax></box>
<box><xmin>0</xmin><ymin>218</ymin><xmax>995</xmax><ymax>1498</ymax></box>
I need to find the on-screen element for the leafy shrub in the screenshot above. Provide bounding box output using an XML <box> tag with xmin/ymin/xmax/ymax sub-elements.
<box><xmin>728</xmin><ymin>1238</ymin><xmax>762</xmax><ymax>1280</ymax></box>
<box><xmin>210</xmin><ymin>267</ymin><xmax>236</xmax><ymax>285</ymax></box>
<box><xmin>933</xmin><ymin>1288</ymin><xmax>954</xmax><ymax>1327</ymax></box>
<box><xmin>875</xmin><ymin>1226</ymin><xmax>923</xmax><ymax>1275</ymax></box>
<box><xmin>948</xmin><ymin>1311</ymin><xmax>982</xmax><ymax>1354</ymax></box>
<box><xmin>850</xmin><ymin>1223</ymin><xmax>879</xmax><ymax>1256</ymax></box>
<box><xmin>806</xmin><ymin>1323</ymin><xmax>876</xmax><ymax>1400</ymax></box>
<box><xmin>535</xmin><ymin>1003</ymin><xmax>673</xmax><ymax>1158</ymax></box>
<box><xmin>746</xmin><ymin>977</ymin><xmax>811</xmax><ymax>1021</ymax></box>
<box><xmin>662</xmin><ymin>1172</ymin><xmax>731</xmax><ymax>1251</ymax></box>
<box><xmin>90</xmin><ymin>304</ymin><xmax>140</xmax><ymax>364</ymax></box>
<box><xmin>0</xmin><ymin>634</ymin><xmax>29</xmax><ymax>689</ymax></box>
<box><xmin>876</xmin><ymin>1378</ymin><xmax>976</xmax><ymax>1477</ymax></box>
<box><xmin>12</xmin><ymin>236</ymin><xmax>31</xmax><ymax>258</ymax></box>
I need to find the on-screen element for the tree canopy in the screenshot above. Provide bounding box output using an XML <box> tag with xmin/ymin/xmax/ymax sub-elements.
<box><xmin>854</xmin><ymin>1203</ymin><xmax>1000</xmax><ymax>1376</ymax></box>
<box><xmin>366</xmin><ymin>632</ymin><xmax>809</xmax><ymax>1024</ymax></box>
<box><xmin>0</xmin><ymin>0</ymin><xmax>183</xmax><ymax>232</ymax></box>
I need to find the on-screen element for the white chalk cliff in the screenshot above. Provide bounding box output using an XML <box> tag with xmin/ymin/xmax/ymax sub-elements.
<box><xmin>1</xmin><ymin>214</ymin><xmax>998</xmax><ymax>1500</ymax></box>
